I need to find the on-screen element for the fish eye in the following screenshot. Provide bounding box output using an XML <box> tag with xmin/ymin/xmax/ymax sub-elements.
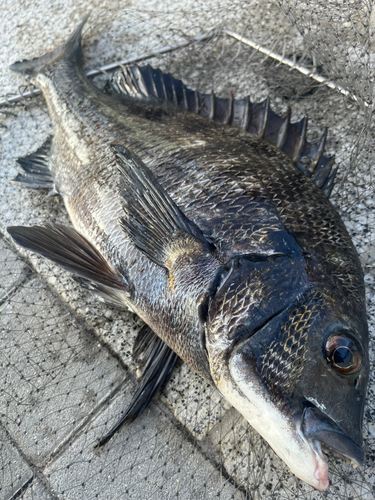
<box><xmin>325</xmin><ymin>332</ymin><xmax>362</xmax><ymax>374</ymax></box>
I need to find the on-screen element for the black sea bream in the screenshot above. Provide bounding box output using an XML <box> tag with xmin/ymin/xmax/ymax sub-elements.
<box><xmin>8</xmin><ymin>15</ymin><xmax>369</xmax><ymax>490</ymax></box>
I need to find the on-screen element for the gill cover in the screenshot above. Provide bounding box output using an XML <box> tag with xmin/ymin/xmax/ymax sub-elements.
<box><xmin>207</xmin><ymin>276</ymin><xmax>368</xmax><ymax>489</ymax></box>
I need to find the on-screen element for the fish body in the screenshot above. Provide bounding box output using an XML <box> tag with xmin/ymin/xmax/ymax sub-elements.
<box><xmin>8</xmin><ymin>16</ymin><xmax>369</xmax><ymax>490</ymax></box>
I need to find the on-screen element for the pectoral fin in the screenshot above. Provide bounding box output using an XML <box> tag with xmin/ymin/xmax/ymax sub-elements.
<box><xmin>7</xmin><ymin>224</ymin><xmax>126</xmax><ymax>290</ymax></box>
<box><xmin>113</xmin><ymin>144</ymin><xmax>214</xmax><ymax>269</ymax></box>
<box><xmin>74</xmin><ymin>277</ymin><xmax>130</xmax><ymax>307</ymax></box>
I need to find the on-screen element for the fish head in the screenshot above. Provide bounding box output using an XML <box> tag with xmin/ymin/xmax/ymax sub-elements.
<box><xmin>205</xmin><ymin>256</ymin><xmax>369</xmax><ymax>490</ymax></box>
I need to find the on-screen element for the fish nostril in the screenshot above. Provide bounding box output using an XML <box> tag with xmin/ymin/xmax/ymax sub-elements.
<box><xmin>354</xmin><ymin>378</ymin><xmax>359</xmax><ymax>388</ymax></box>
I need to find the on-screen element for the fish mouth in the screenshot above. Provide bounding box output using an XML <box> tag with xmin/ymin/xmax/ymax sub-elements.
<box><xmin>301</xmin><ymin>404</ymin><xmax>365</xmax><ymax>476</ymax></box>
<box><xmin>226</xmin><ymin>329</ymin><xmax>365</xmax><ymax>490</ymax></box>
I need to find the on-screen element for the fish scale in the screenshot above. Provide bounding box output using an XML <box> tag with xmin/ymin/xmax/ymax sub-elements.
<box><xmin>261</xmin><ymin>289</ymin><xmax>324</xmax><ymax>395</ymax></box>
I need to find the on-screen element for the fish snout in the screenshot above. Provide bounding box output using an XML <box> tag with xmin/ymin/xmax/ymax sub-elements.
<box><xmin>302</xmin><ymin>405</ymin><xmax>365</xmax><ymax>467</ymax></box>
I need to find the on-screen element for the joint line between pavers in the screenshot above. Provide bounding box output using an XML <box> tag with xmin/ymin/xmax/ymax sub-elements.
<box><xmin>5</xmin><ymin>476</ymin><xmax>34</xmax><ymax>500</ymax></box>
<box><xmin>152</xmin><ymin>398</ymin><xmax>247</xmax><ymax>499</ymax></box>
<box><xmin>40</xmin><ymin>375</ymin><xmax>132</xmax><ymax>467</ymax></box>
<box><xmin>0</xmin><ymin>270</ymin><xmax>34</xmax><ymax>310</ymax></box>
<box><xmin>0</xmin><ymin>423</ymin><xmax>57</xmax><ymax>500</ymax></box>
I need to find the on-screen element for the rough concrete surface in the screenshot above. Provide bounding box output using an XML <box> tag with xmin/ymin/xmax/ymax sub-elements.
<box><xmin>0</xmin><ymin>1</ymin><xmax>375</xmax><ymax>500</ymax></box>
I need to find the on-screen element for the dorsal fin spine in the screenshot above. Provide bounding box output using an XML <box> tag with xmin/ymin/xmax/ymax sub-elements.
<box><xmin>170</xmin><ymin>75</ymin><xmax>178</xmax><ymax>105</ymax></box>
<box><xmin>182</xmin><ymin>85</ymin><xmax>188</xmax><ymax>110</ymax></box>
<box><xmin>159</xmin><ymin>69</ymin><xmax>167</xmax><ymax>100</ymax></box>
<box><xmin>147</xmin><ymin>65</ymin><xmax>157</xmax><ymax>97</ymax></box>
<box><xmin>224</xmin><ymin>94</ymin><xmax>234</xmax><ymax>126</ymax></box>
<box><xmin>259</xmin><ymin>97</ymin><xmax>270</xmax><ymax>139</ymax></box>
<box><xmin>111</xmin><ymin>64</ymin><xmax>336</xmax><ymax>197</ymax></box>
<box><xmin>194</xmin><ymin>89</ymin><xmax>200</xmax><ymax>114</ymax></box>
<box><xmin>276</xmin><ymin>107</ymin><xmax>291</xmax><ymax>149</ymax></box>
<box><xmin>209</xmin><ymin>91</ymin><xmax>216</xmax><ymax>120</ymax></box>
<box><xmin>136</xmin><ymin>66</ymin><xmax>149</xmax><ymax>97</ymax></box>
<box><xmin>310</xmin><ymin>127</ymin><xmax>328</xmax><ymax>171</ymax></box>
<box><xmin>293</xmin><ymin>116</ymin><xmax>308</xmax><ymax>162</ymax></box>
<box><xmin>242</xmin><ymin>97</ymin><xmax>251</xmax><ymax>131</ymax></box>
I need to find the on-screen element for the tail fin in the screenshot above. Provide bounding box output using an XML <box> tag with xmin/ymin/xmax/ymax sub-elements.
<box><xmin>9</xmin><ymin>13</ymin><xmax>90</xmax><ymax>78</ymax></box>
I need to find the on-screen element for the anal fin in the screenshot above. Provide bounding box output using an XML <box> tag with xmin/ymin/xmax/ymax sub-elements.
<box><xmin>97</xmin><ymin>325</ymin><xmax>178</xmax><ymax>446</ymax></box>
<box><xmin>12</xmin><ymin>136</ymin><xmax>56</xmax><ymax>191</ymax></box>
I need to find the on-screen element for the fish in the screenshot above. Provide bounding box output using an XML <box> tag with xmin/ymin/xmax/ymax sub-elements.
<box><xmin>7</xmin><ymin>14</ymin><xmax>369</xmax><ymax>491</ymax></box>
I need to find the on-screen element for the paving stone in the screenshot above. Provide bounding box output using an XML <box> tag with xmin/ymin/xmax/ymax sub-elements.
<box><xmin>0</xmin><ymin>279</ymin><xmax>126</xmax><ymax>468</ymax></box>
<box><xmin>0</xmin><ymin>426</ymin><xmax>33</xmax><ymax>500</ymax></box>
<box><xmin>18</xmin><ymin>477</ymin><xmax>55</xmax><ymax>500</ymax></box>
<box><xmin>161</xmin><ymin>363</ymin><xmax>232</xmax><ymax>441</ymax></box>
<box><xmin>0</xmin><ymin>237</ymin><xmax>29</xmax><ymax>302</ymax></box>
<box><xmin>44</xmin><ymin>383</ymin><xmax>245</xmax><ymax>500</ymax></box>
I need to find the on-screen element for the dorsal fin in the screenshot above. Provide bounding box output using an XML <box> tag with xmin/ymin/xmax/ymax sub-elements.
<box><xmin>111</xmin><ymin>64</ymin><xmax>336</xmax><ymax>197</ymax></box>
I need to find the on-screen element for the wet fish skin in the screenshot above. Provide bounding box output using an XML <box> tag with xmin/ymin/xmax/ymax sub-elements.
<box><xmin>8</xmin><ymin>16</ymin><xmax>369</xmax><ymax>490</ymax></box>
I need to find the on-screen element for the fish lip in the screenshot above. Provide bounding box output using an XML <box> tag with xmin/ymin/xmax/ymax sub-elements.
<box><xmin>227</xmin><ymin>341</ymin><xmax>330</xmax><ymax>489</ymax></box>
<box><xmin>301</xmin><ymin>405</ymin><xmax>365</xmax><ymax>467</ymax></box>
<box><xmin>310</xmin><ymin>440</ymin><xmax>329</xmax><ymax>490</ymax></box>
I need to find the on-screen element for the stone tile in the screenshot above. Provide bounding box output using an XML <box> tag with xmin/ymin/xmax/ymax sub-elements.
<box><xmin>161</xmin><ymin>362</ymin><xmax>232</xmax><ymax>441</ymax></box>
<box><xmin>0</xmin><ymin>427</ymin><xmax>33</xmax><ymax>500</ymax></box>
<box><xmin>0</xmin><ymin>237</ymin><xmax>29</xmax><ymax>302</ymax></box>
<box><xmin>44</xmin><ymin>384</ymin><xmax>245</xmax><ymax>500</ymax></box>
<box><xmin>18</xmin><ymin>477</ymin><xmax>55</xmax><ymax>500</ymax></box>
<box><xmin>0</xmin><ymin>279</ymin><xmax>126</xmax><ymax>468</ymax></box>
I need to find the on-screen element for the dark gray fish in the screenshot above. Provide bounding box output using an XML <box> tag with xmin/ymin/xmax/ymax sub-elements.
<box><xmin>7</xmin><ymin>15</ymin><xmax>369</xmax><ymax>490</ymax></box>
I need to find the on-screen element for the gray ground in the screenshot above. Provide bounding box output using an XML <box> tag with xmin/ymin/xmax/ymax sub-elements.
<box><xmin>0</xmin><ymin>1</ymin><xmax>375</xmax><ymax>500</ymax></box>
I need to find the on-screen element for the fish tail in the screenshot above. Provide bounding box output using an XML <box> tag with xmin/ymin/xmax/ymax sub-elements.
<box><xmin>9</xmin><ymin>13</ymin><xmax>90</xmax><ymax>77</ymax></box>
